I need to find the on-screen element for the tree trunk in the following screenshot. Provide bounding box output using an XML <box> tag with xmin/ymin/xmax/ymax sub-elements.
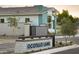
<box><xmin>65</xmin><ymin>36</ymin><xmax>67</xmax><ymax>45</ymax></box>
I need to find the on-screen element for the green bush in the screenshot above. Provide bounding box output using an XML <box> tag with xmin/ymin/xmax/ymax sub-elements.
<box><xmin>70</xmin><ymin>41</ymin><xmax>73</xmax><ymax>45</ymax></box>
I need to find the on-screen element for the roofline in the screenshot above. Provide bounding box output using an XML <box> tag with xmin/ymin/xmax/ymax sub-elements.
<box><xmin>0</xmin><ymin>14</ymin><xmax>42</xmax><ymax>16</ymax></box>
<box><xmin>48</xmin><ymin>7</ymin><xmax>59</xmax><ymax>13</ymax></box>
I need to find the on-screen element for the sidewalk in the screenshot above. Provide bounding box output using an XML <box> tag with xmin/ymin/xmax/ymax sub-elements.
<box><xmin>32</xmin><ymin>44</ymin><xmax>79</xmax><ymax>54</ymax></box>
<box><xmin>55</xmin><ymin>34</ymin><xmax>79</xmax><ymax>39</ymax></box>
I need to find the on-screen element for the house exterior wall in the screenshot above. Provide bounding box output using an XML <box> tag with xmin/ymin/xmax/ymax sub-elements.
<box><xmin>42</xmin><ymin>11</ymin><xmax>48</xmax><ymax>25</ymax></box>
<box><xmin>0</xmin><ymin>15</ymin><xmax>39</xmax><ymax>36</ymax></box>
<box><xmin>24</xmin><ymin>24</ymin><xmax>30</xmax><ymax>36</ymax></box>
<box><xmin>48</xmin><ymin>10</ymin><xmax>53</xmax><ymax>16</ymax></box>
<box><xmin>0</xmin><ymin>5</ymin><xmax>57</xmax><ymax>36</ymax></box>
<box><xmin>35</xmin><ymin>5</ymin><xmax>48</xmax><ymax>26</ymax></box>
<box><xmin>38</xmin><ymin>12</ymin><xmax>48</xmax><ymax>26</ymax></box>
<box><xmin>47</xmin><ymin>9</ymin><xmax>57</xmax><ymax>33</ymax></box>
<box><xmin>0</xmin><ymin>23</ymin><xmax>24</xmax><ymax>36</ymax></box>
<box><xmin>0</xmin><ymin>16</ymin><xmax>39</xmax><ymax>26</ymax></box>
<box><xmin>38</xmin><ymin>15</ymin><xmax>42</xmax><ymax>25</ymax></box>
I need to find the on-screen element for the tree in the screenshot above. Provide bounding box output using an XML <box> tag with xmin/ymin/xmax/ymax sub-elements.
<box><xmin>8</xmin><ymin>16</ymin><xmax>18</xmax><ymax>36</ymax></box>
<box><xmin>61</xmin><ymin>17</ymin><xmax>77</xmax><ymax>45</ymax></box>
<box><xmin>57</xmin><ymin>9</ymin><xmax>78</xmax><ymax>45</ymax></box>
<box><xmin>57</xmin><ymin>10</ymin><xmax>79</xmax><ymax>25</ymax></box>
<box><xmin>57</xmin><ymin>10</ymin><xmax>69</xmax><ymax>25</ymax></box>
<box><xmin>61</xmin><ymin>17</ymin><xmax>75</xmax><ymax>36</ymax></box>
<box><xmin>48</xmin><ymin>16</ymin><xmax>52</xmax><ymax>28</ymax></box>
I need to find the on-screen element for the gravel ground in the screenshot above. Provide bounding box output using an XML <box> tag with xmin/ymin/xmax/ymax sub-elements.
<box><xmin>0</xmin><ymin>36</ymin><xmax>17</xmax><ymax>53</ymax></box>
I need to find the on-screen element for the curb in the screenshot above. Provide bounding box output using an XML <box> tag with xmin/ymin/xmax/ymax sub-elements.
<box><xmin>32</xmin><ymin>44</ymin><xmax>79</xmax><ymax>54</ymax></box>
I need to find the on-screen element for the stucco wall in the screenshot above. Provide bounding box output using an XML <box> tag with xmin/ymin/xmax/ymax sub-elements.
<box><xmin>47</xmin><ymin>10</ymin><xmax>56</xmax><ymax>33</ymax></box>
<box><xmin>15</xmin><ymin>38</ymin><xmax>52</xmax><ymax>53</ymax></box>
<box><xmin>0</xmin><ymin>15</ymin><xmax>39</xmax><ymax>36</ymax></box>
<box><xmin>0</xmin><ymin>16</ymin><xmax>39</xmax><ymax>35</ymax></box>
<box><xmin>42</xmin><ymin>11</ymin><xmax>48</xmax><ymax>24</ymax></box>
<box><xmin>48</xmin><ymin>10</ymin><xmax>53</xmax><ymax>16</ymax></box>
<box><xmin>0</xmin><ymin>16</ymin><xmax>39</xmax><ymax>26</ymax></box>
<box><xmin>24</xmin><ymin>24</ymin><xmax>30</xmax><ymax>36</ymax></box>
<box><xmin>0</xmin><ymin>23</ymin><xmax>24</xmax><ymax>36</ymax></box>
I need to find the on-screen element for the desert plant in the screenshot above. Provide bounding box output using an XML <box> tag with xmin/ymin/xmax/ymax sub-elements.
<box><xmin>59</xmin><ymin>41</ymin><xmax>63</xmax><ymax>46</ymax></box>
<box><xmin>70</xmin><ymin>41</ymin><xmax>73</xmax><ymax>45</ymax></box>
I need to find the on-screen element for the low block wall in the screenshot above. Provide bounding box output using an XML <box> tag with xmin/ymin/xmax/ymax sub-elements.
<box><xmin>14</xmin><ymin>38</ymin><xmax>53</xmax><ymax>53</ymax></box>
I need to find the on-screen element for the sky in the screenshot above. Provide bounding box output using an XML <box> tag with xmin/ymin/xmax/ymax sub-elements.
<box><xmin>50</xmin><ymin>5</ymin><xmax>79</xmax><ymax>17</ymax></box>
<box><xmin>0</xmin><ymin>0</ymin><xmax>79</xmax><ymax>17</ymax></box>
<box><xmin>1</xmin><ymin>5</ymin><xmax>79</xmax><ymax>17</ymax></box>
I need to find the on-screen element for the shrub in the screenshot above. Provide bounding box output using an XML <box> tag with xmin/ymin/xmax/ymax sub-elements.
<box><xmin>70</xmin><ymin>41</ymin><xmax>73</xmax><ymax>45</ymax></box>
<box><xmin>59</xmin><ymin>41</ymin><xmax>63</xmax><ymax>46</ymax></box>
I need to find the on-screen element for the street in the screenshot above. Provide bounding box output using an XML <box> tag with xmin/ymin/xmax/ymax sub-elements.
<box><xmin>54</xmin><ymin>35</ymin><xmax>79</xmax><ymax>54</ymax></box>
<box><xmin>53</xmin><ymin>47</ymin><xmax>79</xmax><ymax>54</ymax></box>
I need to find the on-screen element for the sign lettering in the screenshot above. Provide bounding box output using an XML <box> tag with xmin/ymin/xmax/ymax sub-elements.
<box><xmin>27</xmin><ymin>42</ymin><xmax>50</xmax><ymax>49</ymax></box>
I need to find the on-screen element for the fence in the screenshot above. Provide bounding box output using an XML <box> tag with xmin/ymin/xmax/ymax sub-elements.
<box><xmin>30</xmin><ymin>26</ymin><xmax>48</xmax><ymax>36</ymax></box>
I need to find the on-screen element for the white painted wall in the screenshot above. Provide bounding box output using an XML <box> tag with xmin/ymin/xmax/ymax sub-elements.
<box><xmin>48</xmin><ymin>10</ymin><xmax>52</xmax><ymax>16</ymax></box>
<box><xmin>17</xmin><ymin>16</ymin><xmax>39</xmax><ymax>26</ymax></box>
<box><xmin>0</xmin><ymin>15</ymin><xmax>39</xmax><ymax>36</ymax></box>
<box><xmin>47</xmin><ymin>10</ymin><xmax>56</xmax><ymax>32</ymax></box>
<box><xmin>0</xmin><ymin>23</ymin><xmax>24</xmax><ymax>36</ymax></box>
<box><xmin>0</xmin><ymin>16</ymin><xmax>39</xmax><ymax>25</ymax></box>
<box><xmin>15</xmin><ymin>38</ymin><xmax>52</xmax><ymax>53</ymax></box>
<box><xmin>47</xmin><ymin>10</ymin><xmax>55</xmax><ymax>20</ymax></box>
<box><xmin>24</xmin><ymin>24</ymin><xmax>30</xmax><ymax>36</ymax></box>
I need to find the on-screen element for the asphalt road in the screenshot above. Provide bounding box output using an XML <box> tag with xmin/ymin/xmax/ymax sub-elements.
<box><xmin>53</xmin><ymin>47</ymin><xmax>79</xmax><ymax>54</ymax></box>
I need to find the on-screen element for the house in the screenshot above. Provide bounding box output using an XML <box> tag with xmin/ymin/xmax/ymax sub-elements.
<box><xmin>0</xmin><ymin>5</ymin><xmax>58</xmax><ymax>36</ymax></box>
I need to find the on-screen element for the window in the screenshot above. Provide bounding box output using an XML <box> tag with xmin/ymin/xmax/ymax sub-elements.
<box><xmin>25</xmin><ymin>18</ymin><xmax>30</xmax><ymax>23</ymax></box>
<box><xmin>0</xmin><ymin>19</ymin><xmax>4</xmax><ymax>23</ymax></box>
<box><xmin>53</xmin><ymin>20</ymin><xmax>55</xmax><ymax>29</ymax></box>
